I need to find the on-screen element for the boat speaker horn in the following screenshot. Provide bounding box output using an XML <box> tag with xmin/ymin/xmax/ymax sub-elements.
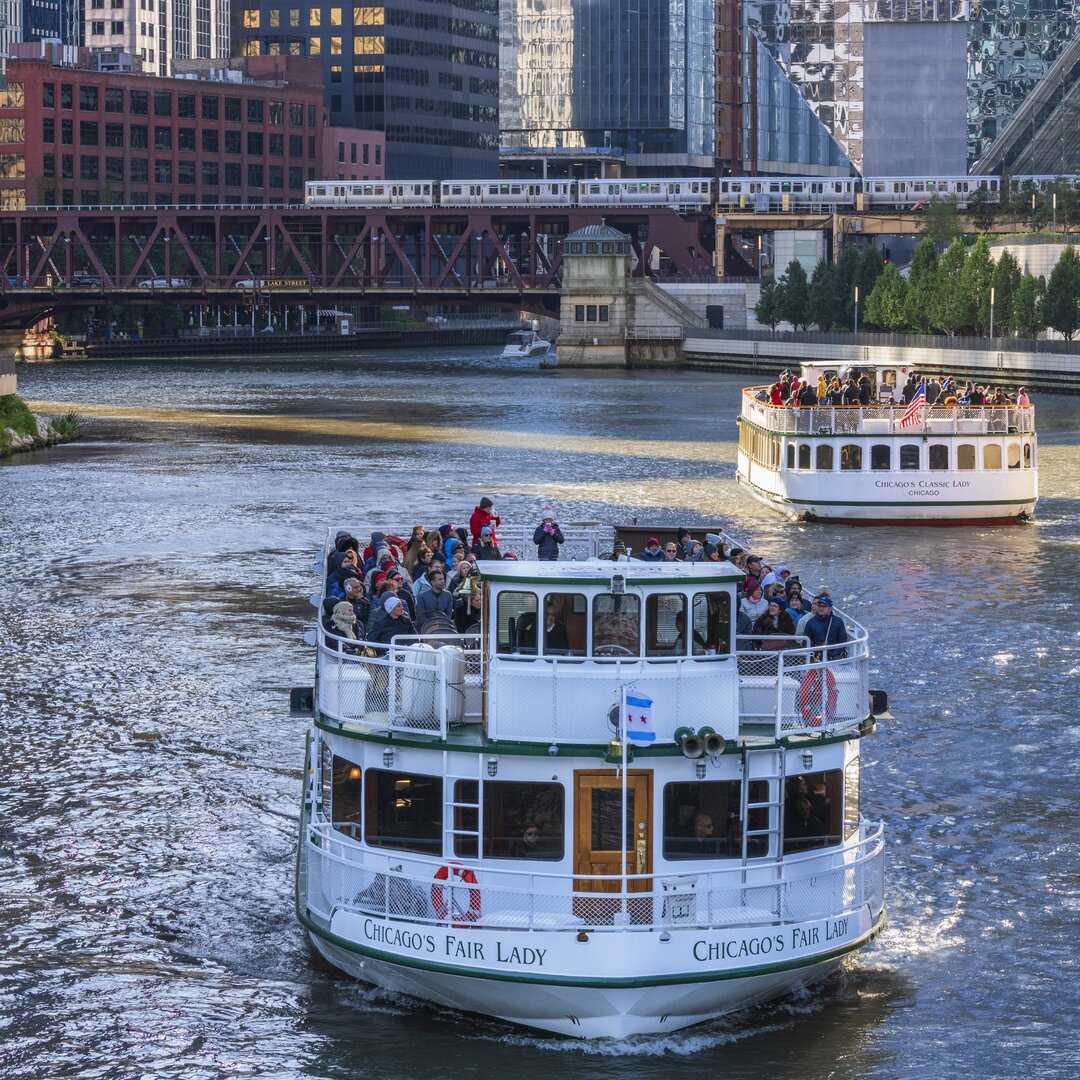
<box><xmin>869</xmin><ymin>689</ymin><xmax>888</xmax><ymax>717</ymax></box>
<box><xmin>700</xmin><ymin>727</ymin><xmax>726</xmax><ymax>757</ymax></box>
<box><xmin>674</xmin><ymin>726</ymin><xmax>705</xmax><ymax>759</ymax></box>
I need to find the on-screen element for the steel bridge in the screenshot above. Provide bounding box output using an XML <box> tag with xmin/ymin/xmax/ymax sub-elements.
<box><xmin>0</xmin><ymin>204</ymin><xmax>713</xmax><ymax>328</ymax></box>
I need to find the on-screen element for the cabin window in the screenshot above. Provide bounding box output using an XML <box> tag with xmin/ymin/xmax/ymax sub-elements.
<box><xmin>798</xmin><ymin>443</ymin><xmax>811</xmax><ymax>469</ymax></box>
<box><xmin>843</xmin><ymin>758</ymin><xmax>860</xmax><ymax>841</ymax></box>
<box><xmin>870</xmin><ymin>444</ymin><xmax>890</xmax><ymax>470</ymax></box>
<box><xmin>957</xmin><ymin>444</ymin><xmax>976</xmax><ymax>470</ymax></box>
<box><xmin>592</xmin><ymin>593</ymin><xmax>641</xmax><ymax>657</ymax></box>
<box><xmin>453</xmin><ymin>780</ymin><xmax>564</xmax><ymax>859</ymax></box>
<box><xmin>840</xmin><ymin>444</ymin><xmax>862</xmax><ymax>470</ymax></box>
<box><xmin>645</xmin><ymin>593</ymin><xmax>687</xmax><ymax>657</ymax></box>
<box><xmin>1007</xmin><ymin>442</ymin><xmax>1021</xmax><ymax>469</ymax></box>
<box><xmin>1024</xmin><ymin>442</ymin><xmax>1032</xmax><ymax>468</ymax></box>
<box><xmin>900</xmin><ymin>444</ymin><xmax>920</xmax><ymax>470</ymax></box>
<box><xmin>365</xmin><ymin>769</ymin><xmax>442</xmax><ymax>855</ymax></box>
<box><xmin>783</xmin><ymin>770</ymin><xmax>843</xmax><ymax>854</ymax></box>
<box><xmin>786</xmin><ymin>442</ymin><xmax>795</xmax><ymax>469</ymax></box>
<box><xmin>543</xmin><ymin>593</ymin><xmax>587</xmax><ymax>656</ymax></box>
<box><xmin>692</xmin><ymin>592</ymin><xmax>731</xmax><ymax>656</ymax></box>
<box><xmin>496</xmin><ymin>590</ymin><xmax>538</xmax><ymax>655</ymax></box>
<box><xmin>663</xmin><ymin>780</ymin><xmax>750</xmax><ymax>859</ymax></box>
<box><xmin>815</xmin><ymin>444</ymin><xmax>834</xmax><ymax>471</ymax></box>
<box><xmin>984</xmin><ymin>443</ymin><xmax>1002</xmax><ymax>469</ymax></box>
<box><xmin>331</xmin><ymin>755</ymin><xmax>362</xmax><ymax>837</ymax></box>
<box><xmin>928</xmin><ymin>445</ymin><xmax>949</xmax><ymax>470</ymax></box>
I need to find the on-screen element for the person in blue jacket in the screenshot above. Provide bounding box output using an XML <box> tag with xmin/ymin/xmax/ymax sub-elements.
<box><xmin>803</xmin><ymin>595</ymin><xmax>848</xmax><ymax>659</ymax></box>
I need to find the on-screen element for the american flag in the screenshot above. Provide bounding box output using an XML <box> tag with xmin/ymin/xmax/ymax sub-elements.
<box><xmin>899</xmin><ymin>382</ymin><xmax>927</xmax><ymax>428</ymax></box>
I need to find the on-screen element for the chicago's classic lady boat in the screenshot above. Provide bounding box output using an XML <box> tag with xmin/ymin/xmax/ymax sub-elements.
<box><xmin>295</xmin><ymin>526</ymin><xmax>887</xmax><ymax>1038</ymax></box>
<box><xmin>737</xmin><ymin>360</ymin><xmax>1038</xmax><ymax>524</ymax></box>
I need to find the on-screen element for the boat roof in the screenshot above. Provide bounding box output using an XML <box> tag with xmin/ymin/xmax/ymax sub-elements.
<box><xmin>478</xmin><ymin>559</ymin><xmax>743</xmax><ymax>586</ymax></box>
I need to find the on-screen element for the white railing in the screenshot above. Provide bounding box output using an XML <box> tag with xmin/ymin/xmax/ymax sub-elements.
<box><xmin>742</xmin><ymin>390</ymin><xmax>1035</xmax><ymax>436</ymax></box>
<box><xmin>304</xmin><ymin>817</ymin><xmax>885</xmax><ymax>934</ymax></box>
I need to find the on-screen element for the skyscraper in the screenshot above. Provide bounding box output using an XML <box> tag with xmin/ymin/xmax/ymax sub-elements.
<box><xmin>500</xmin><ymin>0</ymin><xmax>715</xmax><ymax>173</ymax></box>
<box><xmin>235</xmin><ymin>1</ymin><xmax>500</xmax><ymax>179</ymax></box>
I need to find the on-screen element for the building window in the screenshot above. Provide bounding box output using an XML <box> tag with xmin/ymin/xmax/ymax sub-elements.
<box><xmin>130</xmin><ymin>124</ymin><xmax>148</xmax><ymax>148</ymax></box>
<box><xmin>309</xmin><ymin>7</ymin><xmax>320</xmax><ymax>25</ymax></box>
<box><xmin>111</xmin><ymin>19</ymin><xmax>124</xmax><ymax>32</ymax></box>
<box><xmin>106</xmin><ymin>156</ymin><xmax>123</xmax><ymax>181</ymax></box>
<box><xmin>130</xmin><ymin>90</ymin><xmax>148</xmax><ymax>115</ymax></box>
<box><xmin>362</xmin><ymin>142</ymin><xmax>369</xmax><ymax>164</ymax></box>
<box><xmin>130</xmin><ymin>157</ymin><xmax>148</xmax><ymax>182</ymax></box>
<box><xmin>178</xmin><ymin>160</ymin><xmax>195</xmax><ymax>185</ymax></box>
<box><xmin>61</xmin><ymin>83</ymin><xmax>73</xmax><ymax>109</ymax></box>
<box><xmin>267</xmin><ymin>42</ymin><xmax>282</xmax><ymax>55</ymax></box>
<box><xmin>154</xmin><ymin>159</ymin><xmax>172</xmax><ymax>183</ymax></box>
<box><xmin>330</xmin><ymin>6</ymin><xmax>342</xmax><ymax>23</ymax></box>
<box><xmin>43</xmin><ymin>82</ymin><xmax>55</xmax><ymax>108</ymax></box>
<box><xmin>153</xmin><ymin>91</ymin><xmax>171</xmax><ymax>116</ymax></box>
<box><xmin>224</xmin><ymin>162</ymin><xmax>242</xmax><ymax>186</ymax></box>
<box><xmin>574</xmin><ymin>304</ymin><xmax>584</xmax><ymax>322</ymax></box>
<box><xmin>354</xmin><ymin>5</ymin><xmax>383</xmax><ymax>24</ymax></box>
<box><xmin>61</xmin><ymin>154</ymin><xmax>73</xmax><ymax>178</ymax></box>
<box><xmin>308</xmin><ymin>104</ymin><xmax>317</xmax><ymax>127</ymax></box>
<box><xmin>330</xmin><ymin>64</ymin><xmax>342</xmax><ymax>83</ymax></box>
<box><xmin>43</xmin><ymin>153</ymin><xmax>55</xmax><ymax>178</ymax></box>
<box><xmin>247</xmin><ymin>99</ymin><xmax>264</xmax><ymax>123</ymax></box>
<box><xmin>225</xmin><ymin>130</ymin><xmax>241</xmax><ymax>153</ymax></box>
<box><xmin>289</xmin><ymin>102</ymin><xmax>303</xmax><ymax>127</ymax></box>
<box><xmin>224</xmin><ymin>97</ymin><xmax>241</xmax><ymax>121</ymax></box>
<box><xmin>243</xmin><ymin>40</ymin><xmax>261</xmax><ymax>56</ymax></box>
<box><xmin>178</xmin><ymin>94</ymin><xmax>195</xmax><ymax>118</ymax></box>
<box><xmin>242</xmin><ymin>8</ymin><xmax>259</xmax><ymax>26</ymax></box>
<box><xmin>43</xmin><ymin>118</ymin><xmax>55</xmax><ymax>143</ymax></box>
<box><xmin>364</xmin><ymin>769</ymin><xmax>442</xmax><ymax>855</ymax></box>
<box><xmin>91</xmin><ymin>20</ymin><xmax>105</xmax><ymax>34</ymax></box>
<box><xmin>80</xmin><ymin>86</ymin><xmax>99</xmax><ymax>111</ymax></box>
<box><xmin>289</xmin><ymin>134</ymin><xmax>303</xmax><ymax>156</ymax></box>
<box><xmin>248</xmin><ymin>164</ymin><xmax>264</xmax><ymax>187</ymax></box>
<box><xmin>79</xmin><ymin>121</ymin><xmax>100</xmax><ymax>146</ymax></box>
<box><xmin>269</xmin><ymin>165</ymin><xmax>283</xmax><ymax>189</ymax></box>
<box><xmin>598</xmin><ymin>305</ymin><xmax>609</xmax><ymax>322</ymax></box>
<box><xmin>374</xmin><ymin>145</ymin><xmax>380</xmax><ymax>164</ymax></box>
<box><xmin>309</xmin><ymin>37</ymin><xmax>321</xmax><ymax>55</ymax></box>
<box><xmin>80</xmin><ymin>155</ymin><xmax>99</xmax><ymax>180</ymax></box>
<box><xmin>105</xmin><ymin>87</ymin><xmax>124</xmax><ymax>112</ymax></box>
<box><xmin>154</xmin><ymin>126</ymin><xmax>171</xmax><ymax>149</ymax></box>
<box><xmin>290</xmin><ymin>8</ymin><xmax>299</xmax><ymax>25</ymax></box>
<box><xmin>105</xmin><ymin>123</ymin><xmax>123</xmax><ymax>147</ymax></box>
<box><xmin>288</xmin><ymin>165</ymin><xmax>303</xmax><ymax>190</ymax></box>
<box><xmin>247</xmin><ymin>131</ymin><xmax>263</xmax><ymax>155</ymax></box>
<box><xmin>329</xmin><ymin>35</ymin><xmax>342</xmax><ymax>53</ymax></box>
<box><xmin>61</xmin><ymin>119</ymin><xmax>73</xmax><ymax>145</ymax></box>
<box><xmin>202</xmin><ymin>161</ymin><xmax>219</xmax><ymax>185</ymax></box>
<box><xmin>269</xmin><ymin>8</ymin><xmax>280</xmax><ymax>25</ymax></box>
<box><xmin>354</xmin><ymin>35</ymin><xmax>383</xmax><ymax>53</ymax></box>
<box><xmin>178</xmin><ymin>128</ymin><xmax>195</xmax><ymax>151</ymax></box>
<box><xmin>201</xmin><ymin>95</ymin><xmax>219</xmax><ymax>120</ymax></box>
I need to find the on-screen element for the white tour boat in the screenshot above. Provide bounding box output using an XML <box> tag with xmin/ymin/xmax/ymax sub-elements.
<box><xmin>295</xmin><ymin>526</ymin><xmax>886</xmax><ymax>1038</ymax></box>
<box><xmin>501</xmin><ymin>324</ymin><xmax>551</xmax><ymax>358</ymax></box>
<box><xmin>737</xmin><ymin>360</ymin><xmax>1038</xmax><ymax>524</ymax></box>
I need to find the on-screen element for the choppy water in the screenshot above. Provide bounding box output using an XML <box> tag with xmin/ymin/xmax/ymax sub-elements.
<box><xmin>2</xmin><ymin>349</ymin><xmax>1078</xmax><ymax>1080</ymax></box>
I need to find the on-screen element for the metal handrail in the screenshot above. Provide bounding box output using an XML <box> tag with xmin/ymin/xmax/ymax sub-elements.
<box><xmin>305</xmin><ymin>818</ymin><xmax>886</xmax><ymax>933</ymax></box>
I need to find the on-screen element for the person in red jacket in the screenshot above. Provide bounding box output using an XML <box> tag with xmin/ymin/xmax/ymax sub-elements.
<box><xmin>469</xmin><ymin>497</ymin><xmax>501</xmax><ymax>547</ymax></box>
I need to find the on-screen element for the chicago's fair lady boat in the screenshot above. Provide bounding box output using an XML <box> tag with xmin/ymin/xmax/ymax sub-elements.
<box><xmin>737</xmin><ymin>360</ymin><xmax>1038</xmax><ymax>523</ymax></box>
<box><xmin>296</xmin><ymin>527</ymin><xmax>887</xmax><ymax>1038</ymax></box>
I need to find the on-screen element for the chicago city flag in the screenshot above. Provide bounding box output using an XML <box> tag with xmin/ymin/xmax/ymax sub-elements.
<box><xmin>622</xmin><ymin>690</ymin><xmax>656</xmax><ymax>744</ymax></box>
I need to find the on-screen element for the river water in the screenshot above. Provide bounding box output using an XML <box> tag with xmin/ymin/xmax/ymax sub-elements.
<box><xmin>1</xmin><ymin>349</ymin><xmax>1077</xmax><ymax>1080</ymax></box>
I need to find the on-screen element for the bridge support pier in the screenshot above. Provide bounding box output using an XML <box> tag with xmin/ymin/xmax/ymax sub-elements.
<box><xmin>0</xmin><ymin>331</ymin><xmax>21</xmax><ymax>395</ymax></box>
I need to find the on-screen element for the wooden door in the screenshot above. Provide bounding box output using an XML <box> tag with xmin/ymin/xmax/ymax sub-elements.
<box><xmin>573</xmin><ymin>770</ymin><xmax>652</xmax><ymax>924</ymax></box>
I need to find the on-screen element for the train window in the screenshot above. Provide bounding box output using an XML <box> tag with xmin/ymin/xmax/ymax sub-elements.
<box><xmin>873</xmin><ymin>182</ymin><xmax>884</xmax><ymax>193</ymax></box>
<box><xmin>721</xmin><ymin>182</ymin><xmax>728</xmax><ymax>192</ymax></box>
<box><xmin>793</xmin><ymin>182</ymin><xmax>804</xmax><ymax>192</ymax></box>
<box><xmin>372</xmin><ymin>186</ymin><xmax>383</xmax><ymax>195</ymax></box>
<box><xmin>769</xmin><ymin>182</ymin><xmax>779</xmax><ymax>192</ymax></box>
<box><xmin>671</xmin><ymin>183</ymin><xmax>682</xmax><ymax>193</ymax></box>
<box><xmin>781</xmin><ymin>182</ymin><xmax>791</xmax><ymax>192</ymax></box>
<box><xmin>451</xmin><ymin>185</ymin><xmax>461</xmax><ymax>194</ymax></box>
<box><xmin>510</xmin><ymin>185</ymin><xmax>521</xmax><ymax>194</ymax></box>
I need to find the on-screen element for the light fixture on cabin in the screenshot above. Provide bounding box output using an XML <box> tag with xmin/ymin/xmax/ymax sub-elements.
<box><xmin>547</xmin><ymin>744</ymin><xmax>559</xmax><ymax>756</ymax></box>
<box><xmin>801</xmin><ymin>750</ymin><xmax>814</xmax><ymax>770</ymax></box>
<box><xmin>383</xmin><ymin>749</ymin><xmax>394</xmax><ymax>768</ymax></box>
<box><xmin>610</xmin><ymin>572</ymin><xmax>626</xmax><ymax>595</ymax></box>
<box><xmin>394</xmin><ymin>798</ymin><xmax>412</xmax><ymax>810</ymax></box>
<box><xmin>695</xmin><ymin>758</ymin><xmax>707</xmax><ymax>780</ymax></box>
<box><xmin>347</xmin><ymin>766</ymin><xmax>361</xmax><ymax>782</ymax></box>
<box><xmin>487</xmin><ymin>756</ymin><xmax>498</xmax><ymax>777</ymax></box>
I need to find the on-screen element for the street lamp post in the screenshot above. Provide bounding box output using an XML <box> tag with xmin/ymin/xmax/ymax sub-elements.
<box><xmin>989</xmin><ymin>285</ymin><xmax>995</xmax><ymax>339</ymax></box>
<box><xmin>854</xmin><ymin>285</ymin><xmax>860</xmax><ymax>335</ymax></box>
<box><xmin>1053</xmin><ymin>191</ymin><xmax>1058</xmax><ymax>231</ymax></box>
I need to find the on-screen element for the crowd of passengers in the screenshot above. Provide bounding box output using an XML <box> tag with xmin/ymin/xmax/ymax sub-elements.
<box><xmin>323</xmin><ymin>505</ymin><xmax>847</xmax><ymax>662</ymax></box>
<box><xmin>758</xmin><ymin>368</ymin><xmax>1032</xmax><ymax>409</ymax></box>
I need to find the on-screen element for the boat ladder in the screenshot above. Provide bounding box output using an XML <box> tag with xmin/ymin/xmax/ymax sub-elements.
<box><xmin>442</xmin><ymin>751</ymin><xmax>482</xmax><ymax>862</ymax></box>
<box><xmin>740</xmin><ymin>745</ymin><xmax>786</xmax><ymax>870</ymax></box>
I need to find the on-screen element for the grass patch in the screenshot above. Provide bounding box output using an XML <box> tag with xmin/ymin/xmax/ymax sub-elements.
<box><xmin>0</xmin><ymin>394</ymin><xmax>38</xmax><ymax>438</ymax></box>
<box><xmin>48</xmin><ymin>410</ymin><xmax>80</xmax><ymax>440</ymax></box>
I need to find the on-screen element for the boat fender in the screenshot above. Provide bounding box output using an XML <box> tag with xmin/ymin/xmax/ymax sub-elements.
<box><xmin>431</xmin><ymin>864</ymin><xmax>481</xmax><ymax>924</ymax></box>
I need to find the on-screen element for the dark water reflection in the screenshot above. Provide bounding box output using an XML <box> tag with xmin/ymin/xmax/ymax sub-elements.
<box><xmin>2</xmin><ymin>349</ymin><xmax>1078</xmax><ymax>1079</ymax></box>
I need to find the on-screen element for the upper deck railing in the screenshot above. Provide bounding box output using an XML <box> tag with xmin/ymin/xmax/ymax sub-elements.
<box><xmin>314</xmin><ymin>526</ymin><xmax>871</xmax><ymax>743</ymax></box>
<box><xmin>741</xmin><ymin>387</ymin><xmax>1036</xmax><ymax>436</ymax></box>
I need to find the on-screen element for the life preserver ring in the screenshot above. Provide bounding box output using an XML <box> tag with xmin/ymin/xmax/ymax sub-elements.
<box><xmin>798</xmin><ymin>667</ymin><xmax>838</xmax><ymax>727</ymax></box>
<box><xmin>432</xmin><ymin>864</ymin><xmax>481</xmax><ymax>923</ymax></box>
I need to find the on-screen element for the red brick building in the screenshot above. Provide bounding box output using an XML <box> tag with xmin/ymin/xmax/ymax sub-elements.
<box><xmin>0</xmin><ymin>51</ymin><xmax>384</xmax><ymax>209</ymax></box>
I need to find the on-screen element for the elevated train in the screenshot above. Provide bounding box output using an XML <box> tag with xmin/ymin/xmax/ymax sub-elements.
<box><xmin>305</xmin><ymin>174</ymin><xmax>1080</xmax><ymax>213</ymax></box>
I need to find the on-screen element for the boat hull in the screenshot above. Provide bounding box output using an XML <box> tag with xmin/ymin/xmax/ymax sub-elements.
<box><xmin>736</xmin><ymin>452</ymin><xmax>1037</xmax><ymax>524</ymax></box>
<box><xmin>301</xmin><ymin>903</ymin><xmax>885</xmax><ymax>1039</ymax></box>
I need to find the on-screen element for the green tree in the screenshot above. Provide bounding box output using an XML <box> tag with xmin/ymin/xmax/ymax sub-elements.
<box><xmin>864</xmin><ymin>263</ymin><xmax>908</xmax><ymax>330</ymax></box>
<box><xmin>777</xmin><ymin>259</ymin><xmax>810</xmax><ymax>330</ymax></box>
<box><xmin>834</xmin><ymin>245</ymin><xmax>861</xmax><ymax>329</ymax></box>
<box><xmin>1040</xmin><ymin>244</ymin><xmax>1080</xmax><ymax>340</ymax></box>
<box><xmin>924</xmin><ymin>196</ymin><xmax>960</xmax><ymax>247</ymax></box>
<box><xmin>929</xmin><ymin>239</ymin><xmax>971</xmax><ymax>335</ymax></box>
<box><xmin>855</xmin><ymin>246</ymin><xmax>884</xmax><ymax>326</ymax></box>
<box><xmin>989</xmin><ymin>249</ymin><xmax>1021</xmax><ymax>337</ymax></box>
<box><xmin>755</xmin><ymin>272</ymin><xmax>782</xmax><ymax>331</ymax></box>
<box><xmin>960</xmin><ymin>235</ymin><xmax>995</xmax><ymax>334</ymax></box>
<box><xmin>807</xmin><ymin>259</ymin><xmax>841</xmax><ymax>330</ymax></box>
<box><xmin>904</xmin><ymin>237</ymin><xmax>939</xmax><ymax>333</ymax></box>
<box><xmin>1011</xmin><ymin>273</ymin><xmax>1045</xmax><ymax>339</ymax></box>
<box><xmin>968</xmin><ymin>187</ymin><xmax>996</xmax><ymax>232</ymax></box>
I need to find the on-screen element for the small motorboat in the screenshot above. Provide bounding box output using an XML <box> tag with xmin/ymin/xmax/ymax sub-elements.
<box><xmin>501</xmin><ymin>324</ymin><xmax>551</xmax><ymax>358</ymax></box>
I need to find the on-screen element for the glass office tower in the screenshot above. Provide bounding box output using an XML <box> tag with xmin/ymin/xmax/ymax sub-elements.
<box><xmin>500</xmin><ymin>0</ymin><xmax>715</xmax><ymax>171</ymax></box>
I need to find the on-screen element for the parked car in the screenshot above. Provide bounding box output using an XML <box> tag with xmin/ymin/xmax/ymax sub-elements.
<box><xmin>137</xmin><ymin>277</ymin><xmax>191</xmax><ymax>289</ymax></box>
<box><xmin>71</xmin><ymin>271</ymin><xmax>102</xmax><ymax>287</ymax></box>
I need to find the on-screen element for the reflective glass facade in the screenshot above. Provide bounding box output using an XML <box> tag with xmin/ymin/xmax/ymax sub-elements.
<box><xmin>500</xmin><ymin>0</ymin><xmax>714</xmax><ymax>167</ymax></box>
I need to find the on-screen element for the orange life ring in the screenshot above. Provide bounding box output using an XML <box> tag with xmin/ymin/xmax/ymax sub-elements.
<box><xmin>431</xmin><ymin>864</ymin><xmax>481</xmax><ymax>923</ymax></box>
<box><xmin>798</xmin><ymin>667</ymin><xmax>838</xmax><ymax>727</ymax></box>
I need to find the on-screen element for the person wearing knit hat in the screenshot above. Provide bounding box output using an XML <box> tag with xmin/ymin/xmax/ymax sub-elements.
<box><xmin>640</xmin><ymin>537</ymin><xmax>664</xmax><ymax>562</ymax></box>
<box><xmin>470</xmin><ymin>497</ymin><xmax>501</xmax><ymax>547</ymax></box>
<box><xmin>533</xmin><ymin>506</ymin><xmax>564</xmax><ymax>560</ymax></box>
<box><xmin>366</xmin><ymin>589</ymin><xmax>416</xmax><ymax>648</ymax></box>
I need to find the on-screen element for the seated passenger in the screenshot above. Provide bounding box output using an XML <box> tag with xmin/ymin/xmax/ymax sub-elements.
<box><xmin>753</xmin><ymin>597</ymin><xmax>796</xmax><ymax>651</ymax></box>
<box><xmin>672</xmin><ymin>611</ymin><xmax>707</xmax><ymax>654</ymax></box>
<box><xmin>662</xmin><ymin>541</ymin><xmax>681</xmax><ymax>562</ymax></box>
<box><xmin>453</xmin><ymin>572</ymin><xmax>483</xmax><ymax>633</ymax></box>
<box><xmin>326</xmin><ymin>600</ymin><xmax>360</xmax><ymax>653</ymax></box>
<box><xmin>640</xmin><ymin>536</ymin><xmax>664</xmax><ymax>562</ymax></box>
<box><xmin>343</xmin><ymin>577</ymin><xmax>369</xmax><ymax>635</ymax></box>
<box><xmin>415</xmin><ymin>567</ymin><xmax>453</xmax><ymax>628</ymax></box>
<box><xmin>785</xmin><ymin>795</ymin><xmax>827</xmax><ymax>846</ymax></box>
<box><xmin>368</xmin><ymin>594</ymin><xmax>416</xmax><ymax>648</ymax></box>
<box><xmin>739</xmin><ymin>582</ymin><xmax>768</xmax><ymax>623</ymax></box>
